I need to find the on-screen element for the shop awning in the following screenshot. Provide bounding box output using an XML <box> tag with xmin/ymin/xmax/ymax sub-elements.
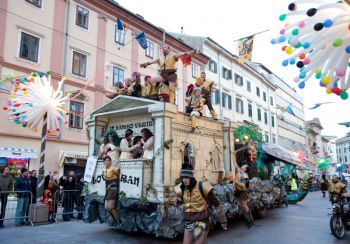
<box><xmin>58</xmin><ymin>151</ymin><xmax>88</xmax><ymax>167</ymax></box>
<box><xmin>0</xmin><ymin>147</ymin><xmax>38</xmax><ymax>159</ymax></box>
<box><xmin>262</xmin><ymin>143</ymin><xmax>307</xmax><ymax>169</ymax></box>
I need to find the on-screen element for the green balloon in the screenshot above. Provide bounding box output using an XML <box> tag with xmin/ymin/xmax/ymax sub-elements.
<box><xmin>340</xmin><ymin>91</ymin><xmax>348</xmax><ymax>100</ymax></box>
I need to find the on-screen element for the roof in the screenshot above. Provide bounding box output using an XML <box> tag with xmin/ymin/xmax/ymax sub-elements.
<box><xmin>306</xmin><ymin>118</ymin><xmax>323</xmax><ymax>130</ymax></box>
<box><xmin>90</xmin><ymin>95</ymin><xmax>161</xmax><ymax>117</ymax></box>
<box><xmin>336</xmin><ymin>135</ymin><xmax>350</xmax><ymax>144</ymax></box>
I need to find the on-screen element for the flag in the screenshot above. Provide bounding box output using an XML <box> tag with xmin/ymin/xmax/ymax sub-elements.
<box><xmin>180</xmin><ymin>55</ymin><xmax>192</xmax><ymax>67</ymax></box>
<box><xmin>135</xmin><ymin>32</ymin><xmax>148</xmax><ymax>49</ymax></box>
<box><xmin>276</xmin><ymin>105</ymin><xmax>286</xmax><ymax>112</ymax></box>
<box><xmin>285</xmin><ymin>105</ymin><xmax>295</xmax><ymax>116</ymax></box>
<box><xmin>237</xmin><ymin>35</ymin><xmax>254</xmax><ymax>64</ymax></box>
<box><xmin>117</xmin><ymin>18</ymin><xmax>124</xmax><ymax>31</ymax></box>
<box><xmin>338</xmin><ymin>122</ymin><xmax>350</xmax><ymax>127</ymax></box>
<box><xmin>309</xmin><ymin>102</ymin><xmax>333</xmax><ymax>110</ymax></box>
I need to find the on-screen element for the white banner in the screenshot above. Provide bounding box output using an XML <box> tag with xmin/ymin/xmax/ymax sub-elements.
<box><xmin>84</xmin><ymin>156</ymin><xmax>98</xmax><ymax>183</ymax></box>
<box><xmin>109</xmin><ymin>119</ymin><xmax>154</xmax><ymax>138</ymax></box>
<box><xmin>119</xmin><ymin>161</ymin><xmax>144</xmax><ymax>198</ymax></box>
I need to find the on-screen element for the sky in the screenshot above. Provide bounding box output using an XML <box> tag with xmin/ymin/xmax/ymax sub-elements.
<box><xmin>116</xmin><ymin>0</ymin><xmax>350</xmax><ymax>139</ymax></box>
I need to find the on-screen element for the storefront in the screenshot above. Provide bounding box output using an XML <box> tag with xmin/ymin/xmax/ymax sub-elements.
<box><xmin>0</xmin><ymin>147</ymin><xmax>38</xmax><ymax>176</ymax></box>
<box><xmin>58</xmin><ymin>150</ymin><xmax>88</xmax><ymax>176</ymax></box>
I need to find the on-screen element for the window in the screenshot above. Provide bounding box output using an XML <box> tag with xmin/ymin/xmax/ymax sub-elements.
<box><xmin>112</xmin><ymin>66</ymin><xmax>124</xmax><ymax>86</ymax></box>
<box><xmin>209</xmin><ymin>60</ymin><xmax>217</xmax><ymax>73</ymax></box>
<box><xmin>115</xmin><ymin>27</ymin><xmax>125</xmax><ymax>45</ymax></box>
<box><xmin>222</xmin><ymin>92</ymin><xmax>227</xmax><ymax>108</ymax></box>
<box><xmin>248</xmin><ymin>103</ymin><xmax>252</xmax><ymax>117</ymax></box>
<box><xmin>69</xmin><ymin>101</ymin><xmax>84</xmax><ymax>129</ymax></box>
<box><xmin>145</xmin><ymin>40</ymin><xmax>154</xmax><ymax>58</ymax></box>
<box><xmin>270</xmin><ymin>96</ymin><xmax>274</xmax><ymax>105</ymax></box>
<box><xmin>72</xmin><ymin>51</ymin><xmax>87</xmax><ymax>77</ymax></box>
<box><xmin>264</xmin><ymin>112</ymin><xmax>268</xmax><ymax>124</ymax></box>
<box><xmin>19</xmin><ymin>32</ymin><xmax>40</xmax><ymax>62</ymax></box>
<box><xmin>222</xmin><ymin>67</ymin><xmax>232</xmax><ymax>80</ymax></box>
<box><xmin>339</xmin><ymin>157</ymin><xmax>342</xmax><ymax>163</ymax></box>
<box><xmin>272</xmin><ymin>136</ymin><xmax>276</xmax><ymax>144</ymax></box>
<box><xmin>214</xmin><ymin>90</ymin><xmax>220</xmax><ymax>104</ymax></box>
<box><xmin>76</xmin><ymin>6</ymin><xmax>89</xmax><ymax>29</ymax></box>
<box><xmin>257</xmin><ymin>108</ymin><xmax>261</xmax><ymax>121</ymax></box>
<box><xmin>236</xmin><ymin>97</ymin><xmax>244</xmax><ymax>114</ymax></box>
<box><xmin>234</xmin><ymin>73</ymin><xmax>243</xmax><ymax>86</ymax></box>
<box><xmin>265</xmin><ymin>134</ymin><xmax>269</xmax><ymax>142</ymax></box>
<box><xmin>228</xmin><ymin>95</ymin><xmax>232</xmax><ymax>109</ymax></box>
<box><xmin>345</xmin><ymin>156</ymin><xmax>348</xmax><ymax>162</ymax></box>
<box><xmin>263</xmin><ymin>92</ymin><xmax>267</xmax><ymax>102</ymax></box>
<box><xmin>271</xmin><ymin>115</ymin><xmax>275</xmax><ymax>127</ymax></box>
<box><xmin>256</xmin><ymin>87</ymin><xmax>260</xmax><ymax>97</ymax></box>
<box><xmin>247</xmin><ymin>81</ymin><xmax>251</xmax><ymax>92</ymax></box>
<box><xmin>192</xmin><ymin>64</ymin><xmax>199</xmax><ymax>78</ymax></box>
<box><xmin>25</xmin><ymin>0</ymin><xmax>42</xmax><ymax>8</ymax></box>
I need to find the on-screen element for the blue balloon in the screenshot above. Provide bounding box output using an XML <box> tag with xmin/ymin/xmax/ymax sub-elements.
<box><xmin>289</xmin><ymin>58</ymin><xmax>296</xmax><ymax>65</ymax></box>
<box><xmin>323</xmin><ymin>19</ymin><xmax>333</xmax><ymax>28</ymax></box>
<box><xmin>279</xmin><ymin>36</ymin><xmax>286</xmax><ymax>43</ymax></box>
<box><xmin>298</xmin><ymin>81</ymin><xmax>305</xmax><ymax>89</ymax></box>
<box><xmin>271</xmin><ymin>39</ymin><xmax>276</xmax><ymax>44</ymax></box>
<box><xmin>282</xmin><ymin>60</ymin><xmax>289</xmax><ymax>66</ymax></box>
<box><xmin>303</xmin><ymin>42</ymin><xmax>310</xmax><ymax>49</ymax></box>
<box><xmin>299</xmin><ymin>72</ymin><xmax>306</xmax><ymax>79</ymax></box>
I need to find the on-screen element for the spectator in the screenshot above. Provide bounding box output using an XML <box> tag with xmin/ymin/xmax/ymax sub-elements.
<box><xmin>0</xmin><ymin>167</ymin><xmax>13</xmax><ymax>228</ymax></box>
<box><xmin>29</xmin><ymin>170</ymin><xmax>38</xmax><ymax>204</ymax></box>
<box><xmin>132</xmin><ymin>136</ymin><xmax>144</xmax><ymax>159</ymax></box>
<box><xmin>14</xmin><ymin>167</ymin><xmax>31</xmax><ymax>226</ymax></box>
<box><xmin>42</xmin><ymin>175</ymin><xmax>54</xmax><ymax>222</ymax></box>
<box><xmin>76</xmin><ymin>175</ymin><xmax>87</xmax><ymax>220</ymax></box>
<box><xmin>59</xmin><ymin>175</ymin><xmax>76</xmax><ymax>221</ymax></box>
<box><xmin>50</xmin><ymin>175</ymin><xmax>60</xmax><ymax>221</ymax></box>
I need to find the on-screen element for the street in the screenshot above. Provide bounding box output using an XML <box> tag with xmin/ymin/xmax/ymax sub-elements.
<box><xmin>1</xmin><ymin>191</ymin><xmax>349</xmax><ymax>244</ymax></box>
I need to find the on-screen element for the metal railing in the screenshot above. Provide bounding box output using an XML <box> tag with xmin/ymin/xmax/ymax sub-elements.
<box><xmin>0</xmin><ymin>190</ymin><xmax>33</xmax><ymax>227</ymax></box>
<box><xmin>52</xmin><ymin>189</ymin><xmax>84</xmax><ymax>222</ymax></box>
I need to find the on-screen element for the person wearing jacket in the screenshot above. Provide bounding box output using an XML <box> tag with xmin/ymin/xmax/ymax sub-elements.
<box><xmin>173</xmin><ymin>163</ymin><xmax>227</xmax><ymax>243</ymax></box>
<box><xmin>0</xmin><ymin>167</ymin><xmax>13</xmax><ymax>228</ymax></box>
<box><xmin>59</xmin><ymin>175</ymin><xmax>76</xmax><ymax>221</ymax></box>
<box><xmin>14</xmin><ymin>167</ymin><xmax>31</xmax><ymax>226</ymax></box>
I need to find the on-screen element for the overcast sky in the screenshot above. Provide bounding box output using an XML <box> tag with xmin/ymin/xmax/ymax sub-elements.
<box><xmin>116</xmin><ymin>0</ymin><xmax>350</xmax><ymax>139</ymax></box>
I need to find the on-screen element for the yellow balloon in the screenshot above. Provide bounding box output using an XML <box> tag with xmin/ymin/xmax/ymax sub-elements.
<box><xmin>326</xmin><ymin>88</ymin><xmax>332</xmax><ymax>94</ymax></box>
<box><xmin>322</xmin><ymin>76</ymin><xmax>330</xmax><ymax>85</ymax></box>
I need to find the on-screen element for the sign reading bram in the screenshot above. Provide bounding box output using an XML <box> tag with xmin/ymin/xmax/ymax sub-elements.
<box><xmin>119</xmin><ymin>160</ymin><xmax>145</xmax><ymax>198</ymax></box>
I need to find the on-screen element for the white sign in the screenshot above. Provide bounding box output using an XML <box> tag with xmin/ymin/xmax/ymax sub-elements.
<box><xmin>120</xmin><ymin>161</ymin><xmax>144</xmax><ymax>198</ymax></box>
<box><xmin>84</xmin><ymin>156</ymin><xmax>98</xmax><ymax>183</ymax></box>
<box><xmin>88</xmin><ymin>160</ymin><xmax>105</xmax><ymax>195</ymax></box>
<box><xmin>109</xmin><ymin>120</ymin><xmax>154</xmax><ymax>138</ymax></box>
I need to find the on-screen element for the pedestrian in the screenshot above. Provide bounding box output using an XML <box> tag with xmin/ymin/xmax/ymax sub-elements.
<box><xmin>0</xmin><ymin>167</ymin><xmax>14</xmax><ymax>228</ymax></box>
<box><xmin>120</xmin><ymin>129</ymin><xmax>141</xmax><ymax>160</ymax></box>
<box><xmin>59</xmin><ymin>174</ymin><xmax>76</xmax><ymax>221</ymax></box>
<box><xmin>234</xmin><ymin>163</ymin><xmax>254</xmax><ymax>228</ymax></box>
<box><xmin>320</xmin><ymin>178</ymin><xmax>327</xmax><ymax>198</ymax></box>
<box><xmin>102</xmin><ymin>156</ymin><xmax>120</xmax><ymax>224</ymax></box>
<box><xmin>173</xmin><ymin>163</ymin><xmax>227</xmax><ymax>243</ymax></box>
<box><xmin>29</xmin><ymin>170</ymin><xmax>38</xmax><ymax>204</ymax></box>
<box><xmin>14</xmin><ymin>167</ymin><xmax>31</xmax><ymax>226</ymax></box>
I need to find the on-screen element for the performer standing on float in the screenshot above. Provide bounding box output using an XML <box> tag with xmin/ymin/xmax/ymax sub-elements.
<box><xmin>185</xmin><ymin>87</ymin><xmax>206</xmax><ymax>133</ymax></box>
<box><xmin>102</xmin><ymin>156</ymin><xmax>120</xmax><ymax>224</ymax></box>
<box><xmin>187</xmin><ymin>71</ymin><xmax>217</xmax><ymax>120</ymax></box>
<box><xmin>173</xmin><ymin>163</ymin><xmax>227</xmax><ymax>243</ymax></box>
<box><xmin>140</xmin><ymin>45</ymin><xmax>198</xmax><ymax>104</ymax></box>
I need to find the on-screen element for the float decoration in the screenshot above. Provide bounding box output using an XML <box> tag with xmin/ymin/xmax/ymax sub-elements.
<box><xmin>271</xmin><ymin>0</ymin><xmax>350</xmax><ymax>99</ymax></box>
<box><xmin>317</xmin><ymin>157</ymin><xmax>330</xmax><ymax>171</ymax></box>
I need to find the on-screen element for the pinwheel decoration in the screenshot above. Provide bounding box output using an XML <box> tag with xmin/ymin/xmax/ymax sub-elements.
<box><xmin>271</xmin><ymin>0</ymin><xmax>350</xmax><ymax>100</ymax></box>
<box><xmin>317</xmin><ymin>157</ymin><xmax>330</xmax><ymax>171</ymax></box>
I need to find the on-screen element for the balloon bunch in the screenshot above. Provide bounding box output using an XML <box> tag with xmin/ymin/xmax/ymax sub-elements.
<box><xmin>2</xmin><ymin>72</ymin><xmax>69</xmax><ymax>133</ymax></box>
<box><xmin>317</xmin><ymin>157</ymin><xmax>330</xmax><ymax>171</ymax></box>
<box><xmin>271</xmin><ymin>0</ymin><xmax>350</xmax><ymax>99</ymax></box>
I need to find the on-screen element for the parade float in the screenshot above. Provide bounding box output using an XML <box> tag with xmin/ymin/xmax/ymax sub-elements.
<box><xmin>84</xmin><ymin>95</ymin><xmax>309</xmax><ymax>238</ymax></box>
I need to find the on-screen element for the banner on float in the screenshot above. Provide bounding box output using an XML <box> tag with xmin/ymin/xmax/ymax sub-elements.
<box><xmin>84</xmin><ymin>156</ymin><xmax>98</xmax><ymax>183</ymax></box>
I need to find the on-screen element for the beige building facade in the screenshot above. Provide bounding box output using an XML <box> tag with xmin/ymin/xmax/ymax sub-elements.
<box><xmin>0</xmin><ymin>0</ymin><xmax>209</xmax><ymax>176</ymax></box>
